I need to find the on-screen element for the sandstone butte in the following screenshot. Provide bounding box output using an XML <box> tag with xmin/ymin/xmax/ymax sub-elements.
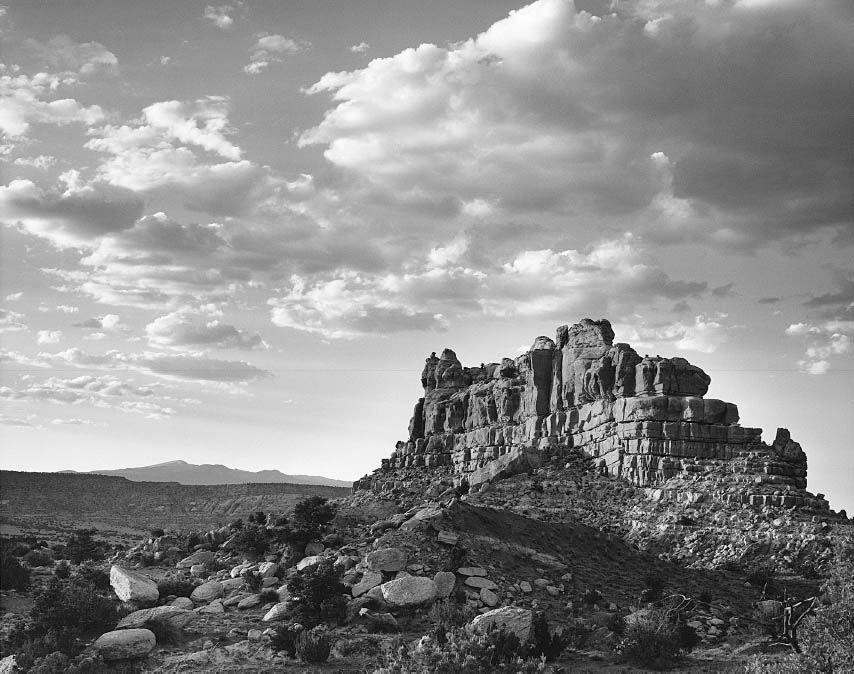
<box><xmin>355</xmin><ymin>318</ymin><xmax>831</xmax><ymax>514</ymax></box>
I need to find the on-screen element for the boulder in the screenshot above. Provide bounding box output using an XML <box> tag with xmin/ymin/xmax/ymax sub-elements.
<box><xmin>197</xmin><ymin>599</ymin><xmax>224</xmax><ymax>614</ymax></box>
<box><xmin>237</xmin><ymin>595</ymin><xmax>262</xmax><ymax>609</ymax></box>
<box><xmin>190</xmin><ymin>581</ymin><xmax>224</xmax><ymax>604</ymax></box>
<box><xmin>170</xmin><ymin>597</ymin><xmax>195</xmax><ymax>610</ymax></box>
<box><xmin>480</xmin><ymin>588</ymin><xmax>499</xmax><ymax>607</ymax></box>
<box><xmin>464</xmin><ymin>576</ymin><xmax>497</xmax><ymax>590</ymax></box>
<box><xmin>434</xmin><ymin>571</ymin><xmax>456</xmax><ymax>598</ymax></box>
<box><xmin>468</xmin><ymin>447</ymin><xmax>541</xmax><ymax>488</ymax></box>
<box><xmin>297</xmin><ymin>555</ymin><xmax>321</xmax><ymax>571</ymax></box>
<box><xmin>93</xmin><ymin>629</ymin><xmax>156</xmax><ymax>661</ymax></box>
<box><xmin>470</xmin><ymin>607</ymin><xmax>533</xmax><ymax>643</ymax></box>
<box><xmin>352</xmin><ymin>570</ymin><xmax>383</xmax><ymax>597</ymax></box>
<box><xmin>116</xmin><ymin>606</ymin><xmax>195</xmax><ymax>634</ymax></box>
<box><xmin>366</xmin><ymin>548</ymin><xmax>408</xmax><ymax>572</ymax></box>
<box><xmin>262</xmin><ymin>602</ymin><xmax>289</xmax><ymax>622</ymax></box>
<box><xmin>177</xmin><ymin>550</ymin><xmax>214</xmax><ymax>569</ymax></box>
<box><xmin>258</xmin><ymin>561</ymin><xmax>278</xmax><ymax>578</ymax></box>
<box><xmin>380</xmin><ymin>576</ymin><xmax>438</xmax><ymax>609</ymax></box>
<box><xmin>110</xmin><ymin>566</ymin><xmax>159</xmax><ymax>605</ymax></box>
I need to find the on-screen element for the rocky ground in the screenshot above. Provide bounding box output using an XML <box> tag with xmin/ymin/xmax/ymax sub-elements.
<box><xmin>2</xmin><ymin>459</ymin><xmax>848</xmax><ymax>672</ymax></box>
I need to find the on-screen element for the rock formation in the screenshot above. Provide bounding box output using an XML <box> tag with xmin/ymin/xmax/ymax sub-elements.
<box><xmin>356</xmin><ymin>318</ymin><xmax>827</xmax><ymax>511</ymax></box>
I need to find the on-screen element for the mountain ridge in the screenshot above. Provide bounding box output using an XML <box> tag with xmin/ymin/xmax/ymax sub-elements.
<box><xmin>60</xmin><ymin>460</ymin><xmax>351</xmax><ymax>487</ymax></box>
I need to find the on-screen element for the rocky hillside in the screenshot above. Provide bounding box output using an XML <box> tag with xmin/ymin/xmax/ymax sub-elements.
<box><xmin>355</xmin><ymin>317</ymin><xmax>848</xmax><ymax>573</ymax></box>
<box><xmin>0</xmin><ymin>472</ymin><xmax>349</xmax><ymax>533</ymax></box>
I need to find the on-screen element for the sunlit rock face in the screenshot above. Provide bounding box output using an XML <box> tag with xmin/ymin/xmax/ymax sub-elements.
<box><xmin>357</xmin><ymin>318</ymin><xmax>823</xmax><ymax>511</ymax></box>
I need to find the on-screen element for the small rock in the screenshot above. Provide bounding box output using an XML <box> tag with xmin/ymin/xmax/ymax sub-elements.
<box><xmin>297</xmin><ymin>555</ymin><xmax>321</xmax><ymax>571</ymax></box>
<box><xmin>238</xmin><ymin>595</ymin><xmax>262</xmax><ymax>609</ymax></box>
<box><xmin>177</xmin><ymin>550</ymin><xmax>214</xmax><ymax>569</ymax></box>
<box><xmin>464</xmin><ymin>576</ymin><xmax>498</xmax><ymax>590</ymax></box>
<box><xmin>546</xmin><ymin>585</ymin><xmax>560</xmax><ymax>596</ymax></box>
<box><xmin>533</xmin><ymin>578</ymin><xmax>550</xmax><ymax>589</ymax></box>
<box><xmin>434</xmin><ymin>571</ymin><xmax>456</xmax><ymax>598</ymax></box>
<box><xmin>352</xmin><ymin>571</ymin><xmax>383</xmax><ymax>597</ymax></box>
<box><xmin>110</xmin><ymin>566</ymin><xmax>159</xmax><ymax>605</ymax></box>
<box><xmin>262</xmin><ymin>602</ymin><xmax>289</xmax><ymax>622</ymax></box>
<box><xmin>247</xmin><ymin>629</ymin><xmax>263</xmax><ymax>641</ymax></box>
<box><xmin>520</xmin><ymin>581</ymin><xmax>533</xmax><ymax>593</ymax></box>
<box><xmin>457</xmin><ymin>567</ymin><xmax>488</xmax><ymax>577</ymax></box>
<box><xmin>366</xmin><ymin>548</ymin><xmax>408</xmax><ymax>573</ymax></box>
<box><xmin>197</xmin><ymin>599</ymin><xmax>224</xmax><ymax>614</ymax></box>
<box><xmin>191</xmin><ymin>581</ymin><xmax>224</xmax><ymax>604</ymax></box>
<box><xmin>258</xmin><ymin>562</ymin><xmax>278</xmax><ymax>578</ymax></box>
<box><xmin>437</xmin><ymin>531</ymin><xmax>459</xmax><ymax>546</ymax></box>
<box><xmin>190</xmin><ymin>564</ymin><xmax>206</xmax><ymax>578</ymax></box>
<box><xmin>170</xmin><ymin>597</ymin><xmax>195</xmax><ymax>610</ymax></box>
<box><xmin>480</xmin><ymin>588</ymin><xmax>499</xmax><ymax>607</ymax></box>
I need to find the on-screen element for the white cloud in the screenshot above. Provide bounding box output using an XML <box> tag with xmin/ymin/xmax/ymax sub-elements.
<box><xmin>301</xmin><ymin>0</ymin><xmax>854</xmax><ymax>250</ymax></box>
<box><xmin>0</xmin><ymin>309</ymin><xmax>27</xmax><ymax>333</ymax></box>
<box><xmin>0</xmin><ymin>69</ymin><xmax>105</xmax><ymax>138</ymax></box>
<box><xmin>204</xmin><ymin>4</ymin><xmax>236</xmax><ymax>29</ymax></box>
<box><xmin>25</xmin><ymin>35</ymin><xmax>118</xmax><ymax>77</ymax></box>
<box><xmin>36</xmin><ymin>329</ymin><xmax>62</xmax><ymax>344</ymax></box>
<box><xmin>786</xmin><ymin>319</ymin><xmax>854</xmax><ymax>374</ymax></box>
<box><xmin>13</xmin><ymin>155</ymin><xmax>56</xmax><ymax>170</ymax></box>
<box><xmin>146</xmin><ymin>308</ymin><xmax>266</xmax><ymax>350</ymax></box>
<box><xmin>244</xmin><ymin>33</ymin><xmax>309</xmax><ymax>74</ymax></box>
<box><xmin>4</xmin><ymin>292</ymin><xmax>23</xmax><ymax>301</ymax></box>
<box><xmin>350</xmin><ymin>42</ymin><xmax>370</xmax><ymax>54</ymax></box>
<box><xmin>55</xmin><ymin>305</ymin><xmax>78</xmax><ymax>313</ymax></box>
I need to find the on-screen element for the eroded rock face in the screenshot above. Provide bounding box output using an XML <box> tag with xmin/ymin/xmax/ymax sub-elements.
<box><xmin>354</xmin><ymin>318</ymin><xmax>822</xmax><ymax>512</ymax></box>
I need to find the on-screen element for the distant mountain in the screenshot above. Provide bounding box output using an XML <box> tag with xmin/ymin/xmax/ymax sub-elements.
<box><xmin>61</xmin><ymin>460</ymin><xmax>351</xmax><ymax>487</ymax></box>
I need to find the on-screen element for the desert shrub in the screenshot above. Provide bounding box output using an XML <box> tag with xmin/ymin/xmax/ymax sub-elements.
<box><xmin>440</xmin><ymin>544</ymin><xmax>469</xmax><ymax>572</ymax></box>
<box><xmin>640</xmin><ymin>572</ymin><xmax>665</xmax><ymax>603</ymax></box>
<box><xmin>616</xmin><ymin>607</ymin><xmax>695</xmax><ymax>668</ymax></box>
<box><xmin>231</xmin><ymin>523</ymin><xmax>268</xmax><ymax>559</ymax></box>
<box><xmin>150</xmin><ymin>528</ymin><xmax>165</xmax><ymax>539</ymax></box>
<box><xmin>260</xmin><ymin>588</ymin><xmax>280</xmax><ymax>604</ymax></box>
<box><xmin>582</xmin><ymin>588</ymin><xmax>603</xmax><ymax>606</ymax></box>
<box><xmin>292</xmin><ymin>496</ymin><xmax>336</xmax><ymax>541</ymax></box>
<box><xmin>271</xmin><ymin>623</ymin><xmax>302</xmax><ymax>657</ymax></box>
<box><xmin>242</xmin><ymin>569</ymin><xmax>263</xmax><ymax>593</ymax></box>
<box><xmin>74</xmin><ymin>563</ymin><xmax>110</xmax><ymax>592</ymax></box>
<box><xmin>31</xmin><ymin>576</ymin><xmax>120</xmax><ymax>636</ymax></box>
<box><xmin>698</xmin><ymin>589</ymin><xmax>712</xmax><ymax>606</ymax></box>
<box><xmin>248</xmin><ymin>511</ymin><xmax>268</xmax><ymax>525</ymax></box>
<box><xmin>229</xmin><ymin>518</ymin><xmax>244</xmax><ymax>530</ymax></box>
<box><xmin>23</xmin><ymin>549</ymin><xmax>53</xmax><ymax>567</ymax></box>
<box><xmin>429</xmin><ymin>599</ymin><xmax>475</xmax><ymax>644</ymax></box>
<box><xmin>296</xmin><ymin>625</ymin><xmax>333</xmax><ymax>663</ymax></box>
<box><xmin>377</xmin><ymin>626</ymin><xmax>545</xmax><ymax>673</ymax></box>
<box><xmin>157</xmin><ymin>575</ymin><xmax>197</xmax><ymax>598</ymax></box>
<box><xmin>1</xmin><ymin>553</ymin><xmax>31</xmax><ymax>590</ymax></box>
<box><xmin>287</xmin><ymin>559</ymin><xmax>347</xmax><ymax>627</ymax></box>
<box><xmin>747</xmin><ymin>562</ymin><xmax>777</xmax><ymax>593</ymax></box>
<box><xmin>560</xmin><ymin>620</ymin><xmax>594</xmax><ymax>650</ymax></box>
<box><xmin>53</xmin><ymin>561</ymin><xmax>71</xmax><ymax>579</ymax></box>
<box><xmin>3</xmin><ymin>539</ymin><xmax>32</xmax><ymax>557</ymax></box>
<box><xmin>29</xmin><ymin>650</ymin><xmax>70</xmax><ymax>673</ymax></box>
<box><xmin>63</xmin><ymin>528</ymin><xmax>105</xmax><ymax>564</ymax></box>
<box><xmin>528</xmin><ymin>612</ymin><xmax>568</xmax><ymax>661</ymax></box>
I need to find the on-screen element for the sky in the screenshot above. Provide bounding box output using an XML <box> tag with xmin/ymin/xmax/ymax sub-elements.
<box><xmin>0</xmin><ymin>0</ymin><xmax>852</xmax><ymax>513</ymax></box>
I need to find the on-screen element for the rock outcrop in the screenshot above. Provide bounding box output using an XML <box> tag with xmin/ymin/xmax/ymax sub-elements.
<box><xmin>356</xmin><ymin>318</ymin><xmax>828</xmax><ymax>512</ymax></box>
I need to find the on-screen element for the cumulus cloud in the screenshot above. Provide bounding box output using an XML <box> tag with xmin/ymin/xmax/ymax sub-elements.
<box><xmin>204</xmin><ymin>4</ymin><xmax>236</xmax><ymax>29</ymax></box>
<box><xmin>0</xmin><ymin>178</ymin><xmax>144</xmax><ymax>248</ymax></box>
<box><xmin>619</xmin><ymin>314</ymin><xmax>734</xmax><ymax>354</ymax></box>
<box><xmin>36</xmin><ymin>330</ymin><xmax>62</xmax><ymax>344</ymax></box>
<box><xmin>13</xmin><ymin>155</ymin><xmax>57</xmax><ymax>170</ymax></box>
<box><xmin>301</xmin><ymin>0</ymin><xmax>854</xmax><ymax>250</ymax></box>
<box><xmin>268</xmin><ymin>234</ymin><xmax>708</xmax><ymax>338</ymax></box>
<box><xmin>786</xmin><ymin>319</ymin><xmax>854</xmax><ymax>374</ymax></box>
<box><xmin>25</xmin><ymin>35</ymin><xmax>118</xmax><ymax>76</ymax></box>
<box><xmin>0</xmin><ymin>309</ymin><xmax>27</xmax><ymax>333</ymax></box>
<box><xmin>244</xmin><ymin>34</ymin><xmax>309</xmax><ymax>74</ymax></box>
<box><xmin>350</xmin><ymin>42</ymin><xmax>370</xmax><ymax>54</ymax></box>
<box><xmin>0</xmin><ymin>69</ymin><xmax>105</xmax><ymax>138</ymax></box>
<box><xmin>145</xmin><ymin>308</ymin><xmax>267</xmax><ymax>349</ymax></box>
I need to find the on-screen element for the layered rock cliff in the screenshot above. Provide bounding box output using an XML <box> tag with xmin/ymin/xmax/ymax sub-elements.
<box><xmin>357</xmin><ymin>318</ymin><xmax>828</xmax><ymax>512</ymax></box>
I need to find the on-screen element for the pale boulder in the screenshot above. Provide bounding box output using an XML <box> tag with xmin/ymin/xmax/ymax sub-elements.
<box><xmin>380</xmin><ymin>576</ymin><xmax>438</xmax><ymax>609</ymax></box>
<box><xmin>190</xmin><ymin>581</ymin><xmax>224</xmax><ymax>604</ymax></box>
<box><xmin>470</xmin><ymin>607</ymin><xmax>533</xmax><ymax>643</ymax></box>
<box><xmin>110</xmin><ymin>566</ymin><xmax>159</xmax><ymax>605</ymax></box>
<box><xmin>93</xmin><ymin>629</ymin><xmax>156</xmax><ymax>661</ymax></box>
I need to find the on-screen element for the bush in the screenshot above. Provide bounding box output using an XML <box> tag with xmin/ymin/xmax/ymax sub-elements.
<box><xmin>157</xmin><ymin>575</ymin><xmax>197</xmax><ymax>598</ymax></box>
<box><xmin>231</xmin><ymin>524</ymin><xmax>268</xmax><ymax>559</ymax></box>
<box><xmin>292</xmin><ymin>496</ymin><xmax>336</xmax><ymax>541</ymax></box>
<box><xmin>3</xmin><ymin>539</ymin><xmax>32</xmax><ymax>557</ymax></box>
<box><xmin>31</xmin><ymin>576</ymin><xmax>120</xmax><ymax>636</ymax></box>
<box><xmin>74</xmin><ymin>563</ymin><xmax>109</xmax><ymax>592</ymax></box>
<box><xmin>53</xmin><ymin>561</ymin><xmax>71</xmax><ymax>580</ymax></box>
<box><xmin>248</xmin><ymin>511</ymin><xmax>268</xmax><ymax>526</ymax></box>
<box><xmin>242</xmin><ymin>569</ymin><xmax>263</xmax><ymax>593</ymax></box>
<box><xmin>271</xmin><ymin>623</ymin><xmax>302</xmax><ymax>658</ymax></box>
<box><xmin>63</xmin><ymin>529</ymin><xmax>105</xmax><ymax>564</ymax></box>
<box><xmin>296</xmin><ymin>625</ymin><xmax>333</xmax><ymax>663</ymax></box>
<box><xmin>23</xmin><ymin>549</ymin><xmax>53</xmax><ymax>567</ymax></box>
<box><xmin>1</xmin><ymin>554</ymin><xmax>31</xmax><ymax>591</ymax></box>
<box><xmin>582</xmin><ymin>588</ymin><xmax>603</xmax><ymax>606</ymax></box>
<box><xmin>747</xmin><ymin>562</ymin><xmax>777</xmax><ymax>593</ymax></box>
<box><xmin>617</xmin><ymin>607</ymin><xmax>696</xmax><ymax>668</ymax></box>
<box><xmin>528</xmin><ymin>612</ymin><xmax>568</xmax><ymax>661</ymax></box>
<box><xmin>640</xmin><ymin>572</ymin><xmax>665</xmax><ymax>603</ymax></box>
<box><xmin>150</xmin><ymin>528</ymin><xmax>165</xmax><ymax>539</ymax></box>
<box><xmin>287</xmin><ymin>559</ymin><xmax>347</xmax><ymax>627</ymax></box>
<box><xmin>377</xmin><ymin>626</ymin><xmax>545</xmax><ymax>673</ymax></box>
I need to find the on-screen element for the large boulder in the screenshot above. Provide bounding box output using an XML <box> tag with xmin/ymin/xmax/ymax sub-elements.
<box><xmin>380</xmin><ymin>576</ymin><xmax>437</xmax><ymax>609</ymax></box>
<box><xmin>296</xmin><ymin>555</ymin><xmax>321</xmax><ymax>571</ymax></box>
<box><xmin>470</xmin><ymin>607</ymin><xmax>533</xmax><ymax>643</ymax></box>
<box><xmin>116</xmin><ymin>606</ymin><xmax>194</xmax><ymax>634</ymax></box>
<box><xmin>468</xmin><ymin>446</ymin><xmax>541</xmax><ymax>488</ymax></box>
<box><xmin>433</xmin><ymin>571</ymin><xmax>456</xmax><ymax>598</ymax></box>
<box><xmin>93</xmin><ymin>629</ymin><xmax>156</xmax><ymax>661</ymax></box>
<box><xmin>190</xmin><ymin>581</ymin><xmax>224</xmax><ymax>604</ymax></box>
<box><xmin>110</xmin><ymin>566</ymin><xmax>159</xmax><ymax>605</ymax></box>
<box><xmin>177</xmin><ymin>550</ymin><xmax>214</xmax><ymax>569</ymax></box>
<box><xmin>262</xmin><ymin>602</ymin><xmax>289</xmax><ymax>622</ymax></box>
<box><xmin>365</xmin><ymin>548</ymin><xmax>408</xmax><ymax>573</ymax></box>
<box><xmin>352</xmin><ymin>571</ymin><xmax>383</xmax><ymax>598</ymax></box>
